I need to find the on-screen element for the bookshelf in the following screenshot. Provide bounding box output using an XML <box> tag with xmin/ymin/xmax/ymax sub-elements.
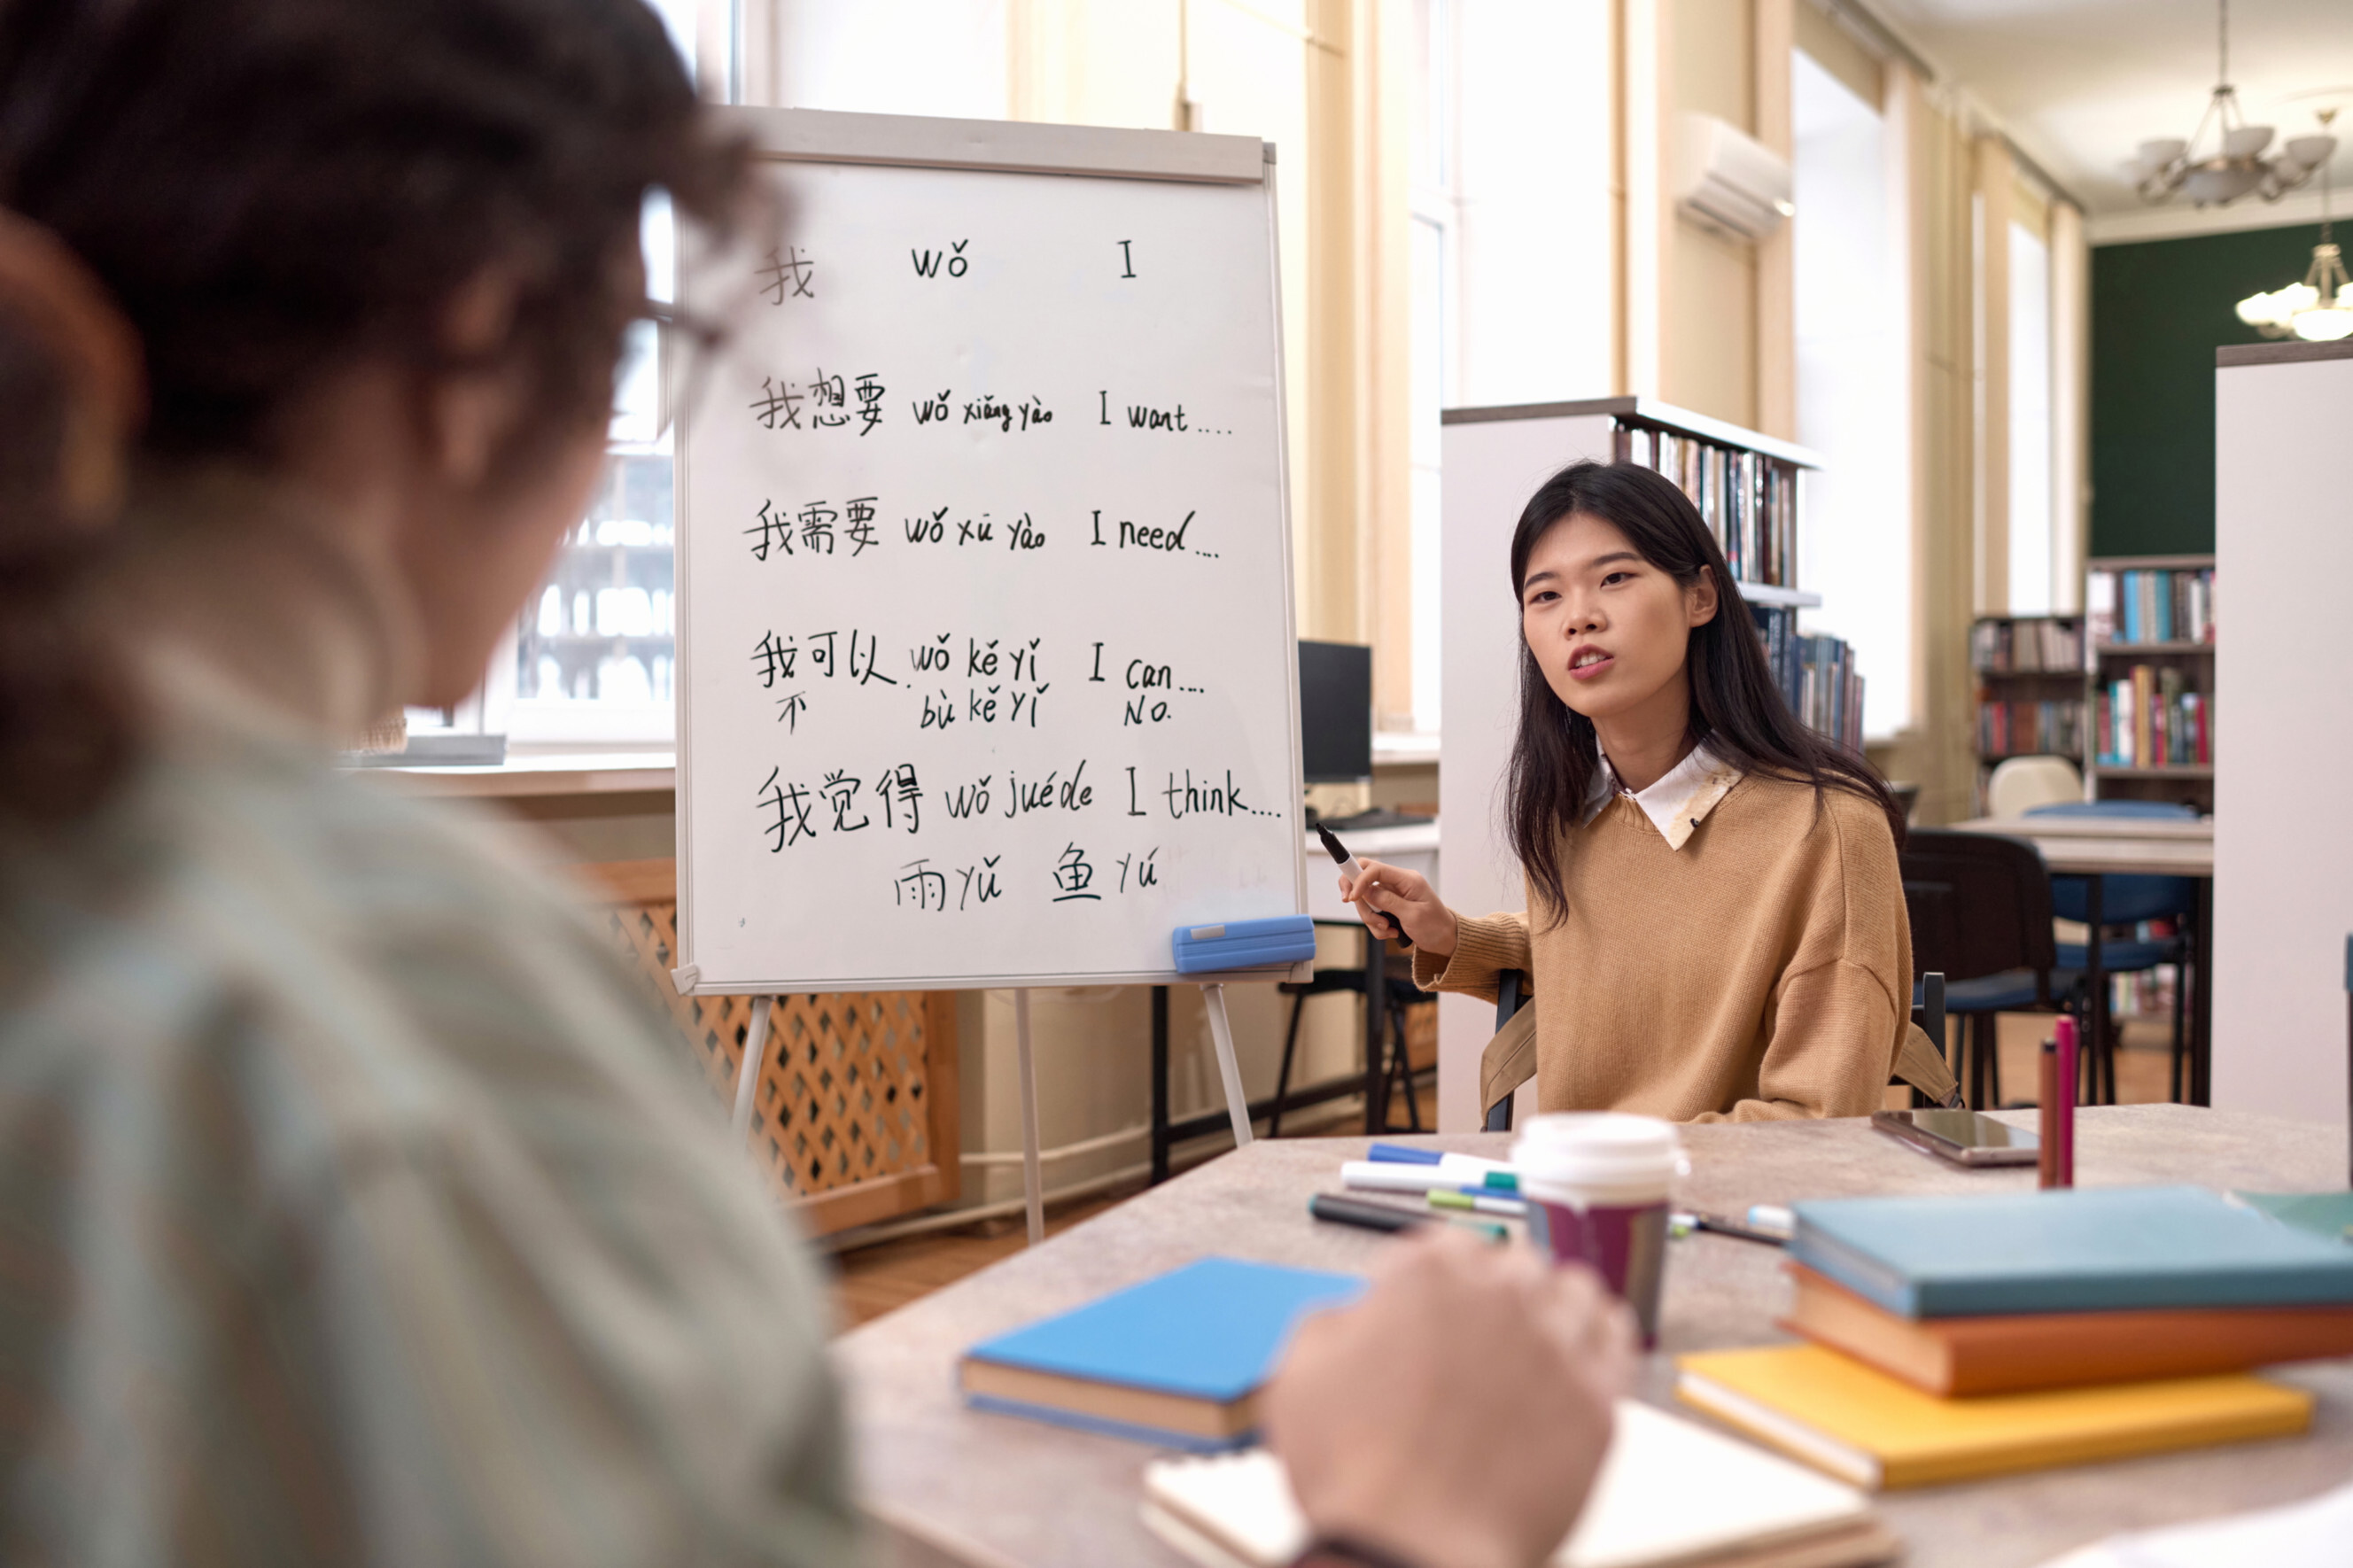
<box><xmin>2085</xmin><ymin>554</ymin><xmax>2215</xmax><ymax>813</ymax></box>
<box><xmin>1608</xmin><ymin>409</ymin><xmax>1861</xmax><ymax>751</ymax></box>
<box><xmin>1970</xmin><ymin>614</ymin><xmax>2087</xmax><ymax>808</ymax></box>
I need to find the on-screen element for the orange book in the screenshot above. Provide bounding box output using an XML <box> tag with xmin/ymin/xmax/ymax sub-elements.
<box><xmin>1782</xmin><ymin>1264</ymin><xmax>2353</xmax><ymax>1397</ymax></box>
<box><xmin>1676</xmin><ymin>1344</ymin><xmax>2312</xmax><ymax>1490</ymax></box>
<box><xmin>2132</xmin><ymin>663</ymin><xmax>2154</xmax><ymax>767</ymax></box>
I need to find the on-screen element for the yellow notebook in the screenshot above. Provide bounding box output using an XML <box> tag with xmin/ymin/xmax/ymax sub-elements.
<box><xmin>1675</xmin><ymin>1344</ymin><xmax>2313</xmax><ymax>1490</ymax></box>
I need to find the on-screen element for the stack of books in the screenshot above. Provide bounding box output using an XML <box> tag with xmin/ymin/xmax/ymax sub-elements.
<box><xmin>1969</xmin><ymin>617</ymin><xmax>2085</xmax><ymax>672</ymax></box>
<box><xmin>1676</xmin><ymin>1187</ymin><xmax>2353</xmax><ymax>1489</ymax></box>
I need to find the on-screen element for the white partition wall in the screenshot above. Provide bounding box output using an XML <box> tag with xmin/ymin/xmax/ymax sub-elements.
<box><xmin>2213</xmin><ymin>340</ymin><xmax>2353</xmax><ymax>1135</ymax></box>
<box><xmin>1434</xmin><ymin>410</ymin><xmax>1618</xmax><ymax>1129</ymax></box>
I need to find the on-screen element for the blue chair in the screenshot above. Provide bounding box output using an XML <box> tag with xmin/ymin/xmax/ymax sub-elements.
<box><xmin>2023</xmin><ymin>801</ymin><xmax>2198</xmax><ymax>1102</ymax></box>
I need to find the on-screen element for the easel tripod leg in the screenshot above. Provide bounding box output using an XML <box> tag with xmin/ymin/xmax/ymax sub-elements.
<box><xmin>732</xmin><ymin>995</ymin><xmax>774</xmax><ymax>1141</ymax></box>
<box><xmin>1201</xmin><ymin>982</ymin><xmax>1255</xmax><ymax>1151</ymax></box>
<box><xmin>1014</xmin><ymin>989</ymin><xmax>1044</xmax><ymax>1246</ymax></box>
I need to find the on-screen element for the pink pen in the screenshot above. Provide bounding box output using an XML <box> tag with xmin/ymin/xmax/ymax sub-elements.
<box><xmin>2054</xmin><ymin>1014</ymin><xmax>2077</xmax><ymax>1186</ymax></box>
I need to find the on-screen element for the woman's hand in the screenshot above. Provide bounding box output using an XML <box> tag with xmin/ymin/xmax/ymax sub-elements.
<box><xmin>1265</xmin><ymin>1229</ymin><xmax>1636</xmax><ymax>1568</ymax></box>
<box><xmin>1339</xmin><ymin>858</ymin><xmax>1457</xmax><ymax>956</ymax></box>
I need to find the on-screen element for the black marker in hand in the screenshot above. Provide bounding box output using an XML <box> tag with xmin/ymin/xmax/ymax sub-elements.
<box><xmin>1318</xmin><ymin>824</ymin><xmax>1410</xmax><ymax>948</ymax></box>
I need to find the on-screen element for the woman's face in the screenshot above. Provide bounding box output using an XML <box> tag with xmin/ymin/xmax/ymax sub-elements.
<box><xmin>1518</xmin><ymin>511</ymin><xmax>1718</xmax><ymax>726</ymax></box>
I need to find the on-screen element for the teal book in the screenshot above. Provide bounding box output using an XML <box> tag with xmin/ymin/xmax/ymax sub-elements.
<box><xmin>959</xmin><ymin>1257</ymin><xmax>1363</xmax><ymax>1450</ymax></box>
<box><xmin>1791</xmin><ymin>1186</ymin><xmax>2353</xmax><ymax>1320</ymax></box>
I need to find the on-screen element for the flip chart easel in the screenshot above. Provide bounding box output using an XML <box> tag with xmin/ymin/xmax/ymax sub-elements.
<box><xmin>671</xmin><ymin>108</ymin><xmax>1305</xmax><ymax>1245</ymax></box>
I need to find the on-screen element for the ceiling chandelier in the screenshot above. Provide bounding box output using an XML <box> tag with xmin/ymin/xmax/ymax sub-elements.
<box><xmin>2133</xmin><ymin>0</ymin><xmax>2336</xmax><ymax>206</ymax></box>
<box><xmin>2236</xmin><ymin>111</ymin><xmax>2353</xmax><ymax>342</ymax></box>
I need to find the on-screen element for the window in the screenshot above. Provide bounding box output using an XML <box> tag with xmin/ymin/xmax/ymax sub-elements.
<box><xmin>1407</xmin><ymin>0</ymin><xmax>1458</xmax><ymax>735</ymax></box>
<box><xmin>1792</xmin><ymin>48</ymin><xmax>1911</xmax><ymax>739</ymax></box>
<box><xmin>493</xmin><ymin>0</ymin><xmax>708</xmax><ymax>752</ymax></box>
<box><xmin>2007</xmin><ymin>216</ymin><xmax>2053</xmax><ymax>615</ymax></box>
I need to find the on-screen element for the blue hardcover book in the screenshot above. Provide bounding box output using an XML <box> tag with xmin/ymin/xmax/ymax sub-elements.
<box><xmin>959</xmin><ymin>1257</ymin><xmax>1363</xmax><ymax>1449</ymax></box>
<box><xmin>1792</xmin><ymin>1186</ymin><xmax>2353</xmax><ymax>1320</ymax></box>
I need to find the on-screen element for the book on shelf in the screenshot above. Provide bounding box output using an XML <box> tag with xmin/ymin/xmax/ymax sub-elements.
<box><xmin>1969</xmin><ymin>617</ymin><xmax>2083</xmax><ymax>673</ymax></box>
<box><xmin>1976</xmin><ymin>698</ymin><xmax>2084</xmax><ymax>760</ymax></box>
<box><xmin>2093</xmin><ymin>666</ymin><xmax>2211</xmax><ymax>768</ymax></box>
<box><xmin>1619</xmin><ymin>422</ymin><xmax>1795</xmax><ymax>590</ymax></box>
<box><xmin>2087</xmin><ymin>565</ymin><xmax>2215</xmax><ymax>647</ymax></box>
<box><xmin>1751</xmin><ymin>604</ymin><xmax>1863</xmax><ymax>752</ymax></box>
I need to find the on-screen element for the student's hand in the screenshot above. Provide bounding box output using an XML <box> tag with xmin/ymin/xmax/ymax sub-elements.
<box><xmin>1338</xmin><ymin>858</ymin><xmax>1456</xmax><ymax>954</ymax></box>
<box><xmin>1264</xmin><ymin>1229</ymin><xmax>1636</xmax><ymax>1568</ymax></box>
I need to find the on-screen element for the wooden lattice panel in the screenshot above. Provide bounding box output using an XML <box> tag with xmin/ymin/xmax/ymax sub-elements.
<box><xmin>586</xmin><ymin>859</ymin><xmax>959</xmax><ymax>1232</ymax></box>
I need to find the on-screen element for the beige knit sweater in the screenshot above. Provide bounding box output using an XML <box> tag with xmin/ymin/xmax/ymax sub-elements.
<box><xmin>1416</xmin><ymin>773</ymin><xmax>1909</xmax><ymax>1122</ymax></box>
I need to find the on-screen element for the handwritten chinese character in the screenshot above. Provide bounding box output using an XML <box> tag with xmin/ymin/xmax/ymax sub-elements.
<box><xmin>757</xmin><ymin>768</ymin><xmax>819</xmax><ymax>851</ymax></box>
<box><xmin>896</xmin><ymin>858</ymin><xmax>947</xmax><ymax>911</ymax></box>
<box><xmin>1052</xmin><ymin>842</ymin><xmax>1099</xmax><ymax>902</ymax></box>
<box><xmin>855</xmin><ymin>374</ymin><xmax>885</xmax><ymax>436</ymax></box>
<box><xmin>848</xmin><ymin>629</ymin><xmax>897</xmax><ymax>687</ymax></box>
<box><xmin>845</xmin><ymin>496</ymin><xmax>879</xmax><ymax>556</ymax></box>
<box><xmin>745</xmin><ymin>499</ymin><xmax>795</xmax><ymax>560</ymax></box>
<box><xmin>876</xmin><ymin>763</ymin><xmax>921</xmax><ymax>834</ymax></box>
<box><xmin>775</xmin><ymin>692</ymin><xmax>807</xmax><ymax>732</ymax></box>
<box><xmin>749</xmin><ymin>376</ymin><xmax>804</xmax><ymax>431</ymax></box>
<box><xmin>819</xmin><ymin>769</ymin><xmax>869</xmax><ymax>832</ymax></box>
<box><xmin>798</xmin><ymin>501</ymin><xmax>837</xmax><ymax>555</ymax></box>
<box><xmin>810</xmin><ymin>369</ymin><xmax>849</xmax><ymax>428</ymax></box>
<box><xmin>757</xmin><ymin>245</ymin><xmax>815</xmax><ymax>302</ymax></box>
<box><xmin>751</xmin><ymin>630</ymin><xmax>798</xmax><ymax>687</ymax></box>
<box><xmin>807</xmin><ymin>630</ymin><xmax>837</xmax><ymax>678</ymax></box>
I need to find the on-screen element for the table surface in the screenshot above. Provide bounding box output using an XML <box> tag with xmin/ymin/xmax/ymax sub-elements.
<box><xmin>1945</xmin><ymin>817</ymin><xmax>2214</xmax><ymax>878</ymax></box>
<box><xmin>836</xmin><ymin>1106</ymin><xmax>2352</xmax><ymax>1568</ymax></box>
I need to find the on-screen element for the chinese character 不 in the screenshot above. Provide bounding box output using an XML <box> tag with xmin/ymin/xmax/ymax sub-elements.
<box><xmin>1052</xmin><ymin>843</ymin><xmax>1099</xmax><ymax>902</ymax></box>
<box><xmin>745</xmin><ymin>500</ymin><xmax>795</xmax><ymax>561</ymax></box>
<box><xmin>775</xmin><ymin>692</ymin><xmax>807</xmax><ymax>732</ymax></box>
<box><xmin>757</xmin><ymin>768</ymin><xmax>819</xmax><ymax>851</ymax></box>
<box><xmin>757</xmin><ymin>245</ymin><xmax>815</xmax><ymax>302</ymax></box>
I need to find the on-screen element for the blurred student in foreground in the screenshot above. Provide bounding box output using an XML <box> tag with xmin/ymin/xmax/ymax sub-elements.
<box><xmin>0</xmin><ymin>3</ymin><xmax>1627</xmax><ymax>1565</ymax></box>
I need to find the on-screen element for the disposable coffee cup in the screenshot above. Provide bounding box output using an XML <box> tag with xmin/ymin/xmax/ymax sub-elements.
<box><xmin>1511</xmin><ymin>1113</ymin><xmax>1681</xmax><ymax>1346</ymax></box>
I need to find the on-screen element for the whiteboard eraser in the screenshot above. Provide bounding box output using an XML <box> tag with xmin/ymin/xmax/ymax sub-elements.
<box><xmin>670</xmin><ymin>964</ymin><xmax>701</xmax><ymax>995</ymax></box>
<box><xmin>1172</xmin><ymin>914</ymin><xmax>1315</xmax><ymax>974</ymax></box>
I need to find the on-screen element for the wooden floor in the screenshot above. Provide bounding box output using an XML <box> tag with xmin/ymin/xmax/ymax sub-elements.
<box><xmin>827</xmin><ymin>1022</ymin><xmax>2191</xmax><ymax>1333</ymax></box>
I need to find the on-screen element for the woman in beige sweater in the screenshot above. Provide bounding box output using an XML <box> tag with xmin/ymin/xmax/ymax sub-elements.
<box><xmin>1343</xmin><ymin>461</ymin><xmax>1914</xmax><ymax>1122</ymax></box>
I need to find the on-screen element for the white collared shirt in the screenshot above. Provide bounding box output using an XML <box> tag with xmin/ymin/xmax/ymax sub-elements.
<box><xmin>1582</xmin><ymin>739</ymin><xmax>1742</xmax><ymax>851</ymax></box>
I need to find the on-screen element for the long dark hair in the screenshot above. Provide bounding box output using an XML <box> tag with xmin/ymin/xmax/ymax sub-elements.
<box><xmin>0</xmin><ymin>0</ymin><xmax>744</xmax><ymax>821</ymax></box>
<box><xmin>1504</xmin><ymin>460</ymin><xmax>1903</xmax><ymax>919</ymax></box>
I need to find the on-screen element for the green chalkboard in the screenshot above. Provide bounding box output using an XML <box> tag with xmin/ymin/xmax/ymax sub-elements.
<box><xmin>2091</xmin><ymin>221</ymin><xmax>2324</xmax><ymax>556</ymax></box>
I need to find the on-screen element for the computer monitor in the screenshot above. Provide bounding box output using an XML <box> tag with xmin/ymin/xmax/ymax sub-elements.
<box><xmin>1298</xmin><ymin>640</ymin><xmax>1373</xmax><ymax>784</ymax></box>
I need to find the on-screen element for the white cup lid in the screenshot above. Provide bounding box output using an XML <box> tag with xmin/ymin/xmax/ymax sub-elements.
<box><xmin>1512</xmin><ymin>1113</ymin><xmax>1681</xmax><ymax>1194</ymax></box>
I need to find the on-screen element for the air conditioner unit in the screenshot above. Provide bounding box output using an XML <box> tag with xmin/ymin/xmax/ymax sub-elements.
<box><xmin>1673</xmin><ymin>112</ymin><xmax>1793</xmax><ymax>242</ymax></box>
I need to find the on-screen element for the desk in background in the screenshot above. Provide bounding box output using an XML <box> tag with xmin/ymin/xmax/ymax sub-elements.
<box><xmin>1947</xmin><ymin>816</ymin><xmax>2214</xmax><ymax>1105</ymax></box>
<box><xmin>841</xmin><ymin>1106</ymin><xmax>2349</xmax><ymax>1568</ymax></box>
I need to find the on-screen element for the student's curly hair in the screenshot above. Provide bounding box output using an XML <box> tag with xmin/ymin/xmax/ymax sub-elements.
<box><xmin>0</xmin><ymin>0</ymin><xmax>744</xmax><ymax>820</ymax></box>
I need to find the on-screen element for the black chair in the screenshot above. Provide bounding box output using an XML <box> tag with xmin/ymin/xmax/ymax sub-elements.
<box><xmin>1483</xmin><ymin>971</ymin><xmax>1533</xmax><ymax>1132</ymax></box>
<box><xmin>1899</xmin><ymin>829</ymin><xmax>2065</xmax><ymax>1110</ymax></box>
<box><xmin>1268</xmin><ymin>940</ymin><xmax>1425</xmax><ymax>1136</ymax></box>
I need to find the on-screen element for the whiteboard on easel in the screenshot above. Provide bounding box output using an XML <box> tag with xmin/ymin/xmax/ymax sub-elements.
<box><xmin>672</xmin><ymin>108</ymin><xmax>1306</xmax><ymax>995</ymax></box>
